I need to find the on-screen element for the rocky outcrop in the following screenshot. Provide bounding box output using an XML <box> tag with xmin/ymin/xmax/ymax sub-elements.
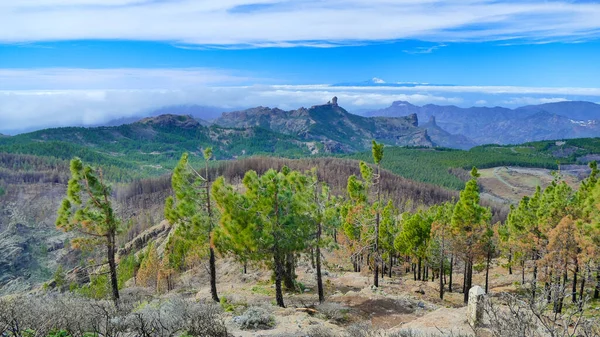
<box><xmin>117</xmin><ymin>220</ymin><xmax>172</xmax><ymax>259</ymax></box>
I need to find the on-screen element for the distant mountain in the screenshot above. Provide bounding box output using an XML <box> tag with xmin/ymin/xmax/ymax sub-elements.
<box><xmin>516</xmin><ymin>101</ymin><xmax>600</xmax><ymax>121</ymax></box>
<box><xmin>365</xmin><ymin>101</ymin><xmax>600</xmax><ymax>145</ymax></box>
<box><xmin>214</xmin><ymin>97</ymin><xmax>434</xmax><ymax>152</ymax></box>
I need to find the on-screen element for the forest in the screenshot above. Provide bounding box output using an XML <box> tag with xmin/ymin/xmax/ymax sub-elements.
<box><xmin>2</xmin><ymin>139</ymin><xmax>598</xmax><ymax>337</ymax></box>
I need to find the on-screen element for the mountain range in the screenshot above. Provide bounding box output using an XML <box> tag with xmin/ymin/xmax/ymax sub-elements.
<box><xmin>365</xmin><ymin>100</ymin><xmax>600</xmax><ymax>146</ymax></box>
<box><xmin>214</xmin><ymin>98</ymin><xmax>434</xmax><ymax>152</ymax></box>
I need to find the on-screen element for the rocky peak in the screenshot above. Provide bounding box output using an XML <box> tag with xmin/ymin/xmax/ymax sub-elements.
<box><xmin>428</xmin><ymin>115</ymin><xmax>437</xmax><ymax>126</ymax></box>
<box><xmin>138</xmin><ymin>114</ymin><xmax>200</xmax><ymax>129</ymax></box>
<box><xmin>406</xmin><ymin>113</ymin><xmax>419</xmax><ymax>127</ymax></box>
<box><xmin>327</xmin><ymin>96</ymin><xmax>338</xmax><ymax>106</ymax></box>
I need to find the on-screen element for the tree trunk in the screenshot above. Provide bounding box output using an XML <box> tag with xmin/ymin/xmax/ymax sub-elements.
<box><xmin>439</xmin><ymin>255</ymin><xmax>444</xmax><ymax>299</ymax></box>
<box><xmin>521</xmin><ymin>261</ymin><xmax>525</xmax><ymax>285</ymax></box>
<box><xmin>381</xmin><ymin>258</ymin><xmax>385</xmax><ymax>279</ymax></box>
<box><xmin>274</xmin><ymin>251</ymin><xmax>285</xmax><ymax>308</ymax></box>
<box><xmin>209</xmin><ymin>247</ymin><xmax>220</xmax><ymax>302</ymax></box>
<box><xmin>243</xmin><ymin>261</ymin><xmax>247</xmax><ymax>274</ymax></box>
<box><xmin>547</xmin><ymin>269</ymin><xmax>553</xmax><ymax>302</ymax></box>
<box><xmin>579</xmin><ymin>265</ymin><xmax>587</xmax><ymax>307</ymax></box>
<box><xmin>413</xmin><ymin>262</ymin><xmax>417</xmax><ymax>281</ymax></box>
<box><xmin>572</xmin><ymin>262</ymin><xmax>579</xmax><ymax>304</ymax></box>
<box><xmin>485</xmin><ymin>248</ymin><xmax>491</xmax><ymax>294</ymax></box>
<box><xmin>532</xmin><ymin>258</ymin><xmax>538</xmax><ymax>300</ymax></box>
<box><xmin>463</xmin><ymin>259</ymin><xmax>472</xmax><ymax>304</ymax></box>
<box><xmin>508</xmin><ymin>250</ymin><xmax>513</xmax><ymax>275</ymax></box>
<box><xmin>284</xmin><ymin>253</ymin><xmax>296</xmax><ymax>290</ymax></box>
<box><xmin>107</xmin><ymin>233</ymin><xmax>120</xmax><ymax>305</ymax></box>
<box><xmin>449</xmin><ymin>255</ymin><xmax>453</xmax><ymax>293</ymax></box>
<box><xmin>389</xmin><ymin>254</ymin><xmax>393</xmax><ymax>278</ymax></box>
<box><xmin>316</xmin><ymin>222</ymin><xmax>324</xmax><ymax>303</ymax></box>
<box><xmin>418</xmin><ymin>258</ymin><xmax>422</xmax><ymax>281</ymax></box>
<box><xmin>462</xmin><ymin>261</ymin><xmax>467</xmax><ymax>295</ymax></box>
<box><xmin>310</xmin><ymin>247</ymin><xmax>316</xmax><ymax>269</ymax></box>
<box><xmin>595</xmin><ymin>265</ymin><xmax>600</xmax><ymax>299</ymax></box>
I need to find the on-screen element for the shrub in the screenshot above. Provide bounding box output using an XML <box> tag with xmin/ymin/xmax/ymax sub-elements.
<box><xmin>233</xmin><ymin>306</ymin><xmax>275</xmax><ymax>330</ymax></box>
<box><xmin>0</xmin><ymin>293</ymin><xmax>227</xmax><ymax>337</ymax></box>
<box><xmin>316</xmin><ymin>302</ymin><xmax>350</xmax><ymax>323</ymax></box>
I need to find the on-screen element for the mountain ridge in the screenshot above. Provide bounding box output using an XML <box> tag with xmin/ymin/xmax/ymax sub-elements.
<box><xmin>215</xmin><ymin>98</ymin><xmax>439</xmax><ymax>151</ymax></box>
<box><xmin>365</xmin><ymin>100</ymin><xmax>600</xmax><ymax>145</ymax></box>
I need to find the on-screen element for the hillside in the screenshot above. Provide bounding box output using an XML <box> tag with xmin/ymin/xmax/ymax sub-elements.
<box><xmin>0</xmin><ymin>114</ymin><xmax>318</xmax><ymax>181</ymax></box>
<box><xmin>347</xmin><ymin>138</ymin><xmax>600</xmax><ymax>190</ymax></box>
<box><xmin>366</xmin><ymin>100</ymin><xmax>600</xmax><ymax>145</ymax></box>
<box><xmin>0</xmin><ymin>154</ymin><xmax>457</xmax><ymax>294</ymax></box>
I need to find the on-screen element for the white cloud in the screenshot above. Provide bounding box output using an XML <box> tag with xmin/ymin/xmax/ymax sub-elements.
<box><xmin>1</xmin><ymin>67</ymin><xmax>599</xmax><ymax>133</ymax></box>
<box><xmin>0</xmin><ymin>1</ymin><xmax>599</xmax><ymax>45</ymax></box>
<box><xmin>501</xmin><ymin>97</ymin><xmax>569</xmax><ymax>105</ymax></box>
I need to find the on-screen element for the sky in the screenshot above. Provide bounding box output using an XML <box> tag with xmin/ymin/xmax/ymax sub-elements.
<box><xmin>1</xmin><ymin>0</ymin><xmax>600</xmax><ymax>134</ymax></box>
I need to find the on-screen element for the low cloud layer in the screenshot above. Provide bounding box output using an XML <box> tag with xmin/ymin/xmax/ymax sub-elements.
<box><xmin>2</xmin><ymin>67</ymin><xmax>600</xmax><ymax>134</ymax></box>
<box><xmin>1</xmin><ymin>1</ymin><xmax>600</xmax><ymax>45</ymax></box>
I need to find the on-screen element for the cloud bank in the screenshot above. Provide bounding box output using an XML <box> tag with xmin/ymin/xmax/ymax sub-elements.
<box><xmin>1</xmin><ymin>1</ymin><xmax>600</xmax><ymax>46</ymax></box>
<box><xmin>1</xmin><ymin>68</ymin><xmax>600</xmax><ymax>134</ymax></box>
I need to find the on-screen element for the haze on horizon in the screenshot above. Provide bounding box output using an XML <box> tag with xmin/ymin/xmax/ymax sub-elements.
<box><xmin>1</xmin><ymin>0</ymin><xmax>600</xmax><ymax>134</ymax></box>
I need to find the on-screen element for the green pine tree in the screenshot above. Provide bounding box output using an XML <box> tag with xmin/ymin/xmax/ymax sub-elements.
<box><xmin>56</xmin><ymin>157</ymin><xmax>123</xmax><ymax>304</ymax></box>
<box><xmin>164</xmin><ymin>149</ymin><xmax>220</xmax><ymax>302</ymax></box>
<box><xmin>212</xmin><ymin>167</ymin><xmax>313</xmax><ymax>307</ymax></box>
<box><xmin>451</xmin><ymin>167</ymin><xmax>491</xmax><ymax>303</ymax></box>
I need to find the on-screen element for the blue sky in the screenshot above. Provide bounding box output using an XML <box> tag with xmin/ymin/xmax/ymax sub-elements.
<box><xmin>2</xmin><ymin>40</ymin><xmax>600</xmax><ymax>87</ymax></box>
<box><xmin>1</xmin><ymin>0</ymin><xmax>600</xmax><ymax>133</ymax></box>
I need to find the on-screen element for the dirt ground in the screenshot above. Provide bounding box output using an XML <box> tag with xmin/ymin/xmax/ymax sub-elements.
<box><xmin>178</xmin><ymin>255</ymin><xmax>527</xmax><ymax>337</ymax></box>
<box><xmin>479</xmin><ymin>166</ymin><xmax>582</xmax><ymax>203</ymax></box>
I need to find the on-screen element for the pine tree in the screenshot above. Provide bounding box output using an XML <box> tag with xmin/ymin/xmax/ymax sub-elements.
<box><xmin>342</xmin><ymin>141</ymin><xmax>386</xmax><ymax>286</ymax></box>
<box><xmin>451</xmin><ymin>167</ymin><xmax>491</xmax><ymax>303</ymax></box>
<box><xmin>371</xmin><ymin>141</ymin><xmax>384</xmax><ymax>287</ymax></box>
<box><xmin>56</xmin><ymin>158</ymin><xmax>123</xmax><ymax>304</ymax></box>
<box><xmin>164</xmin><ymin>149</ymin><xmax>220</xmax><ymax>302</ymax></box>
<box><xmin>309</xmin><ymin>172</ymin><xmax>342</xmax><ymax>303</ymax></box>
<box><xmin>380</xmin><ymin>200</ymin><xmax>399</xmax><ymax>279</ymax></box>
<box><xmin>431</xmin><ymin>201</ymin><xmax>455</xmax><ymax>299</ymax></box>
<box><xmin>212</xmin><ymin>167</ymin><xmax>313</xmax><ymax>307</ymax></box>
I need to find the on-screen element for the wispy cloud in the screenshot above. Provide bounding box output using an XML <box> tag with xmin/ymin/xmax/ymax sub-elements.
<box><xmin>1</xmin><ymin>1</ymin><xmax>600</xmax><ymax>46</ymax></box>
<box><xmin>0</xmin><ymin>68</ymin><xmax>257</xmax><ymax>90</ymax></box>
<box><xmin>403</xmin><ymin>44</ymin><xmax>446</xmax><ymax>54</ymax></box>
